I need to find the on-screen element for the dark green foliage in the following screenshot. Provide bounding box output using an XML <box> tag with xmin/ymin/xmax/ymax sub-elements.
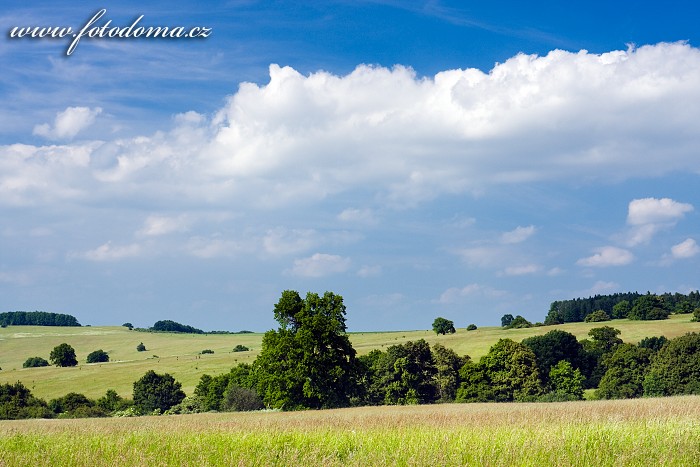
<box><xmin>49</xmin><ymin>392</ymin><xmax>108</xmax><ymax>418</ymax></box>
<box><xmin>122</xmin><ymin>322</ymin><xmax>133</xmax><ymax>329</ymax></box>
<box><xmin>432</xmin><ymin>317</ymin><xmax>455</xmax><ymax>335</ymax></box>
<box><xmin>232</xmin><ymin>345</ymin><xmax>249</xmax><ymax>352</ymax></box>
<box><xmin>150</xmin><ymin>319</ymin><xmax>204</xmax><ymax>334</ymax></box>
<box><xmin>222</xmin><ymin>384</ymin><xmax>264</xmax><ymax>411</ymax></box>
<box><xmin>596</xmin><ymin>344</ymin><xmax>652</xmax><ymax>399</ymax></box>
<box><xmin>545</xmin><ymin>291</ymin><xmax>700</xmax><ymax>324</ymax></box>
<box><xmin>0</xmin><ymin>382</ymin><xmax>53</xmax><ymax>420</ymax></box>
<box><xmin>629</xmin><ymin>294</ymin><xmax>670</xmax><ymax>320</ymax></box>
<box><xmin>692</xmin><ymin>308</ymin><xmax>700</xmax><ymax>322</ymax></box>
<box><xmin>638</xmin><ymin>336</ymin><xmax>668</xmax><ymax>352</ymax></box>
<box><xmin>611</xmin><ymin>300</ymin><xmax>631</xmax><ymax>319</ymax></box>
<box><xmin>584</xmin><ymin>309</ymin><xmax>610</xmax><ymax>322</ymax></box>
<box><xmin>200</xmin><ymin>349</ymin><xmax>214</xmax><ymax>354</ymax></box>
<box><xmin>96</xmin><ymin>389</ymin><xmax>132</xmax><ymax>413</ymax></box>
<box><xmin>254</xmin><ymin>290</ymin><xmax>359</xmax><ymax>410</ymax></box>
<box><xmin>644</xmin><ymin>333</ymin><xmax>700</xmax><ymax>397</ymax></box>
<box><xmin>195</xmin><ymin>364</ymin><xmax>256</xmax><ymax>411</ymax></box>
<box><xmin>501</xmin><ymin>314</ymin><xmax>514</xmax><ymax>327</ymax></box>
<box><xmin>466</xmin><ymin>324</ymin><xmax>477</xmax><ymax>331</ymax></box>
<box><xmin>0</xmin><ymin>311</ymin><xmax>80</xmax><ymax>327</ymax></box>
<box><xmin>456</xmin><ymin>339</ymin><xmax>543</xmax><ymax>402</ymax></box>
<box><xmin>23</xmin><ymin>356</ymin><xmax>49</xmax><ymax>368</ymax></box>
<box><xmin>133</xmin><ymin>370</ymin><xmax>186</xmax><ymax>413</ymax></box>
<box><xmin>587</xmin><ymin>326</ymin><xmax>623</xmax><ymax>354</ymax></box>
<box><xmin>136</xmin><ymin>342</ymin><xmax>146</xmax><ymax>352</ymax></box>
<box><xmin>521</xmin><ymin>330</ymin><xmax>585</xmax><ymax>385</ymax></box>
<box><xmin>363</xmin><ymin>340</ymin><xmax>438</xmax><ymax>405</ymax></box>
<box><xmin>49</xmin><ymin>343</ymin><xmax>78</xmax><ymax>367</ymax></box>
<box><xmin>86</xmin><ymin>349</ymin><xmax>109</xmax><ymax>363</ymax></box>
<box><xmin>504</xmin><ymin>315</ymin><xmax>532</xmax><ymax>329</ymax></box>
<box><xmin>432</xmin><ymin>343</ymin><xmax>469</xmax><ymax>402</ymax></box>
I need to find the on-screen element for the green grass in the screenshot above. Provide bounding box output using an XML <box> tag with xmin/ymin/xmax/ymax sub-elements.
<box><xmin>1</xmin><ymin>314</ymin><xmax>699</xmax><ymax>400</ymax></box>
<box><xmin>1</xmin><ymin>396</ymin><xmax>699</xmax><ymax>465</ymax></box>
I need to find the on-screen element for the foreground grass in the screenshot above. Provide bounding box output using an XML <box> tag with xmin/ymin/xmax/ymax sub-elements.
<box><xmin>1</xmin><ymin>314</ymin><xmax>699</xmax><ymax>400</ymax></box>
<box><xmin>1</xmin><ymin>396</ymin><xmax>699</xmax><ymax>466</ymax></box>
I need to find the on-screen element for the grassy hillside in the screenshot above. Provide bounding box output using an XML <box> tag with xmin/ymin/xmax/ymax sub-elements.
<box><xmin>1</xmin><ymin>314</ymin><xmax>699</xmax><ymax>400</ymax></box>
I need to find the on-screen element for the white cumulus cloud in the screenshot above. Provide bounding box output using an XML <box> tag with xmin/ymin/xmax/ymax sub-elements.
<box><xmin>671</xmin><ymin>238</ymin><xmax>700</xmax><ymax>259</ymax></box>
<box><xmin>577</xmin><ymin>246</ymin><xmax>634</xmax><ymax>267</ymax></box>
<box><xmin>33</xmin><ymin>106</ymin><xmax>102</xmax><ymax>140</ymax></box>
<box><xmin>626</xmin><ymin>197</ymin><xmax>694</xmax><ymax>246</ymax></box>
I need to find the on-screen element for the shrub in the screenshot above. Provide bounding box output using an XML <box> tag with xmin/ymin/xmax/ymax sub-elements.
<box><xmin>584</xmin><ymin>310</ymin><xmax>610</xmax><ymax>323</ymax></box>
<box><xmin>232</xmin><ymin>345</ymin><xmax>249</xmax><ymax>352</ymax></box>
<box><xmin>0</xmin><ymin>382</ymin><xmax>53</xmax><ymax>420</ymax></box>
<box><xmin>86</xmin><ymin>349</ymin><xmax>109</xmax><ymax>363</ymax></box>
<box><xmin>136</xmin><ymin>342</ymin><xmax>146</xmax><ymax>352</ymax></box>
<box><xmin>466</xmin><ymin>324</ymin><xmax>477</xmax><ymax>331</ymax></box>
<box><xmin>200</xmin><ymin>349</ymin><xmax>214</xmax><ymax>355</ymax></box>
<box><xmin>692</xmin><ymin>308</ymin><xmax>700</xmax><ymax>322</ymax></box>
<box><xmin>505</xmin><ymin>315</ymin><xmax>532</xmax><ymax>329</ymax></box>
<box><xmin>96</xmin><ymin>389</ymin><xmax>132</xmax><ymax>413</ymax></box>
<box><xmin>122</xmin><ymin>322</ymin><xmax>133</xmax><ymax>330</ymax></box>
<box><xmin>23</xmin><ymin>357</ymin><xmax>49</xmax><ymax>368</ymax></box>
<box><xmin>222</xmin><ymin>384</ymin><xmax>264</xmax><ymax>412</ymax></box>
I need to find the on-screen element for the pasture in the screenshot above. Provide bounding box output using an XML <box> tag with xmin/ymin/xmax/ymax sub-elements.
<box><xmin>1</xmin><ymin>313</ymin><xmax>699</xmax><ymax>400</ymax></box>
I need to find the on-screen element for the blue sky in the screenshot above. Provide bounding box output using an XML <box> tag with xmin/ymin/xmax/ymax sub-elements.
<box><xmin>1</xmin><ymin>1</ymin><xmax>699</xmax><ymax>331</ymax></box>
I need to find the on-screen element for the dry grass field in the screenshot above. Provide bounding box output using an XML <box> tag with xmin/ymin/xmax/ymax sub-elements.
<box><xmin>1</xmin><ymin>313</ymin><xmax>699</xmax><ymax>400</ymax></box>
<box><xmin>1</xmin><ymin>396</ymin><xmax>699</xmax><ymax>465</ymax></box>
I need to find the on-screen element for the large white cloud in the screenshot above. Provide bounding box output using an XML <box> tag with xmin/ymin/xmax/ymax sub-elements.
<box><xmin>626</xmin><ymin>197</ymin><xmax>694</xmax><ymax>246</ymax></box>
<box><xmin>3</xmin><ymin>42</ymin><xmax>700</xmax><ymax>211</ymax></box>
<box><xmin>671</xmin><ymin>238</ymin><xmax>700</xmax><ymax>259</ymax></box>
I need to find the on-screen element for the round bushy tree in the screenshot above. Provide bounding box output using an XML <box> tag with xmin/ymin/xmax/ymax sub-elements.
<box><xmin>432</xmin><ymin>317</ymin><xmax>456</xmax><ymax>335</ymax></box>
<box><xmin>49</xmin><ymin>343</ymin><xmax>77</xmax><ymax>367</ymax></box>
<box><xmin>133</xmin><ymin>370</ymin><xmax>185</xmax><ymax>413</ymax></box>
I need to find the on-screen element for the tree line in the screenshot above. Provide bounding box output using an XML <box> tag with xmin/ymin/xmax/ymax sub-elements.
<box><xmin>0</xmin><ymin>311</ymin><xmax>81</xmax><ymax>327</ymax></box>
<box><xmin>545</xmin><ymin>291</ymin><xmax>700</xmax><ymax>324</ymax></box>
<box><xmin>3</xmin><ymin>289</ymin><xmax>700</xmax><ymax>420</ymax></box>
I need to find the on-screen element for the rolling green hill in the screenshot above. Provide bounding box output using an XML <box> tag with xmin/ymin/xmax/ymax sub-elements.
<box><xmin>1</xmin><ymin>314</ymin><xmax>699</xmax><ymax>400</ymax></box>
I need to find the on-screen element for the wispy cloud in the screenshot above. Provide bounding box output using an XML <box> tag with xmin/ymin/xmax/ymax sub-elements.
<box><xmin>289</xmin><ymin>253</ymin><xmax>351</xmax><ymax>277</ymax></box>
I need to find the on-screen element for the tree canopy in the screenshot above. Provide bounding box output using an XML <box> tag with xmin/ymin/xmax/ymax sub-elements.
<box><xmin>50</xmin><ymin>343</ymin><xmax>78</xmax><ymax>367</ymax></box>
<box><xmin>432</xmin><ymin>317</ymin><xmax>456</xmax><ymax>335</ymax></box>
<box><xmin>133</xmin><ymin>370</ymin><xmax>185</xmax><ymax>413</ymax></box>
<box><xmin>253</xmin><ymin>290</ymin><xmax>359</xmax><ymax>410</ymax></box>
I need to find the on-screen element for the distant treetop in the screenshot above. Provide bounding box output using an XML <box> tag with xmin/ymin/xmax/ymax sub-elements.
<box><xmin>150</xmin><ymin>320</ymin><xmax>204</xmax><ymax>334</ymax></box>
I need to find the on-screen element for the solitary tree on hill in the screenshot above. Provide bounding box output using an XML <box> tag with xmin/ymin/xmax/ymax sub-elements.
<box><xmin>49</xmin><ymin>343</ymin><xmax>77</xmax><ymax>367</ymax></box>
<box><xmin>432</xmin><ymin>317</ymin><xmax>456</xmax><ymax>335</ymax></box>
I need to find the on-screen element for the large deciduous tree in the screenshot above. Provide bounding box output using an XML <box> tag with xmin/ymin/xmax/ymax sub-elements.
<box><xmin>253</xmin><ymin>290</ymin><xmax>359</xmax><ymax>410</ymax></box>
<box><xmin>133</xmin><ymin>370</ymin><xmax>185</xmax><ymax>413</ymax></box>
<box><xmin>49</xmin><ymin>343</ymin><xmax>78</xmax><ymax>367</ymax></box>
<box><xmin>432</xmin><ymin>317</ymin><xmax>456</xmax><ymax>335</ymax></box>
<box><xmin>644</xmin><ymin>332</ymin><xmax>700</xmax><ymax>396</ymax></box>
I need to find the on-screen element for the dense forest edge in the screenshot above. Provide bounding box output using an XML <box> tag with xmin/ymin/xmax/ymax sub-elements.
<box><xmin>0</xmin><ymin>311</ymin><xmax>80</xmax><ymax>327</ymax></box>
<box><xmin>2</xmin><ymin>289</ymin><xmax>700</xmax><ymax>420</ymax></box>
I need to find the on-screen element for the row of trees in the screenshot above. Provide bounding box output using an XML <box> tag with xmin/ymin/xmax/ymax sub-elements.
<box><xmin>23</xmin><ymin>343</ymin><xmax>109</xmax><ymax>368</ymax></box>
<box><xmin>545</xmin><ymin>291</ymin><xmax>700</xmax><ymax>324</ymax></box>
<box><xmin>5</xmin><ymin>290</ymin><xmax>700</xmax><ymax>420</ymax></box>
<box><xmin>0</xmin><ymin>311</ymin><xmax>81</xmax><ymax>327</ymax></box>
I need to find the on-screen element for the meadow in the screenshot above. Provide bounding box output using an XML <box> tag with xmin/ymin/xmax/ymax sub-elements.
<box><xmin>1</xmin><ymin>313</ymin><xmax>699</xmax><ymax>400</ymax></box>
<box><xmin>1</xmin><ymin>396</ymin><xmax>699</xmax><ymax>465</ymax></box>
